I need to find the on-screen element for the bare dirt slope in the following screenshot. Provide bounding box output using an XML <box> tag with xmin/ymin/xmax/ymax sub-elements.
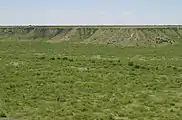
<box><xmin>0</xmin><ymin>26</ymin><xmax>182</xmax><ymax>46</ymax></box>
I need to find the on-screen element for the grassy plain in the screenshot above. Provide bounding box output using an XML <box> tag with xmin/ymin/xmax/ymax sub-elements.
<box><xmin>0</xmin><ymin>35</ymin><xmax>182</xmax><ymax>119</ymax></box>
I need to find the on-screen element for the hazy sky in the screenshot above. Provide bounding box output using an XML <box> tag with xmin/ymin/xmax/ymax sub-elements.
<box><xmin>0</xmin><ymin>0</ymin><xmax>182</xmax><ymax>25</ymax></box>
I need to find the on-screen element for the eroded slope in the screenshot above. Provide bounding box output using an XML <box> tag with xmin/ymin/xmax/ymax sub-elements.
<box><xmin>0</xmin><ymin>26</ymin><xmax>182</xmax><ymax>46</ymax></box>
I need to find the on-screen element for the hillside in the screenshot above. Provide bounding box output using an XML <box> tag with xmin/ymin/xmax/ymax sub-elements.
<box><xmin>0</xmin><ymin>26</ymin><xmax>182</xmax><ymax>46</ymax></box>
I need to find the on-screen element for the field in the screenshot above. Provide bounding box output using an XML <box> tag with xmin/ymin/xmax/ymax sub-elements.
<box><xmin>0</xmin><ymin>26</ymin><xmax>182</xmax><ymax>119</ymax></box>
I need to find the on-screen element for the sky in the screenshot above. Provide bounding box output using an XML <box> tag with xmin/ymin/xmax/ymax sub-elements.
<box><xmin>0</xmin><ymin>0</ymin><xmax>182</xmax><ymax>25</ymax></box>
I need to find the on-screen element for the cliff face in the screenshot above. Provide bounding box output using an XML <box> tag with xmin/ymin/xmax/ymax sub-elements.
<box><xmin>0</xmin><ymin>26</ymin><xmax>182</xmax><ymax>46</ymax></box>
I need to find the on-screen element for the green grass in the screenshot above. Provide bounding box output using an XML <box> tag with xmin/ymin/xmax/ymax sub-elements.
<box><xmin>0</xmin><ymin>40</ymin><xmax>182</xmax><ymax>119</ymax></box>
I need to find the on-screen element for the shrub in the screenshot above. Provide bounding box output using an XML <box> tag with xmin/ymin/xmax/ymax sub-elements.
<box><xmin>129</xmin><ymin>72</ymin><xmax>137</xmax><ymax>76</ymax></box>
<box><xmin>167</xmin><ymin>65</ymin><xmax>172</xmax><ymax>68</ymax></box>
<box><xmin>173</xmin><ymin>66</ymin><xmax>176</xmax><ymax>70</ymax></box>
<box><xmin>36</xmin><ymin>72</ymin><xmax>41</xmax><ymax>76</ymax></box>
<box><xmin>172</xmin><ymin>66</ymin><xmax>182</xmax><ymax>72</ymax></box>
<box><xmin>112</xmin><ymin>63</ymin><xmax>117</xmax><ymax>66</ymax></box>
<box><xmin>104</xmin><ymin>65</ymin><xmax>109</xmax><ymax>68</ymax></box>
<box><xmin>57</xmin><ymin>57</ymin><xmax>61</xmax><ymax>60</ymax></box>
<box><xmin>39</xmin><ymin>56</ymin><xmax>46</xmax><ymax>60</ymax></box>
<box><xmin>140</xmin><ymin>65</ymin><xmax>150</xmax><ymax>70</ymax></box>
<box><xmin>109</xmin><ymin>60</ymin><xmax>113</xmax><ymax>63</ymax></box>
<box><xmin>134</xmin><ymin>64</ymin><xmax>140</xmax><ymax>69</ymax></box>
<box><xmin>91</xmin><ymin>60</ymin><xmax>95</xmax><ymax>63</ymax></box>
<box><xmin>128</xmin><ymin>61</ymin><xmax>134</xmax><ymax>66</ymax></box>
<box><xmin>50</xmin><ymin>57</ymin><xmax>55</xmax><ymax>60</ymax></box>
<box><xmin>62</xmin><ymin>56</ymin><xmax>68</xmax><ymax>61</ymax></box>
<box><xmin>156</xmin><ymin>66</ymin><xmax>159</xmax><ymax>70</ymax></box>
<box><xmin>0</xmin><ymin>111</ymin><xmax>7</xmax><ymax>118</ymax></box>
<box><xmin>69</xmin><ymin>58</ymin><xmax>74</xmax><ymax>62</ymax></box>
<box><xmin>140</xmin><ymin>65</ymin><xmax>145</xmax><ymax>69</ymax></box>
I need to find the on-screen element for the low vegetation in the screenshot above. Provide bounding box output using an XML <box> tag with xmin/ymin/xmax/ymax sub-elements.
<box><xmin>0</xmin><ymin>26</ymin><xmax>182</xmax><ymax>119</ymax></box>
<box><xmin>0</xmin><ymin>38</ymin><xmax>182</xmax><ymax>119</ymax></box>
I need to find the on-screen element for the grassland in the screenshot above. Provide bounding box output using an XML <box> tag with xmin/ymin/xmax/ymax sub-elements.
<box><xmin>0</xmin><ymin>41</ymin><xmax>182</xmax><ymax>119</ymax></box>
<box><xmin>0</xmin><ymin>26</ymin><xmax>182</xmax><ymax>119</ymax></box>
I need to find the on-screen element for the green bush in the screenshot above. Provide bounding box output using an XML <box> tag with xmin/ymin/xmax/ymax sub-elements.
<box><xmin>91</xmin><ymin>60</ymin><xmax>95</xmax><ymax>63</ymax></box>
<box><xmin>57</xmin><ymin>57</ymin><xmax>61</xmax><ymax>60</ymax></box>
<box><xmin>69</xmin><ymin>58</ymin><xmax>74</xmax><ymax>62</ymax></box>
<box><xmin>62</xmin><ymin>56</ymin><xmax>68</xmax><ymax>61</ymax></box>
<box><xmin>37</xmin><ymin>56</ymin><xmax>46</xmax><ymax>60</ymax></box>
<box><xmin>128</xmin><ymin>61</ymin><xmax>134</xmax><ymax>66</ymax></box>
<box><xmin>0</xmin><ymin>111</ymin><xmax>7</xmax><ymax>118</ymax></box>
<box><xmin>50</xmin><ymin>57</ymin><xmax>56</xmax><ymax>60</ymax></box>
<box><xmin>134</xmin><ymin>64</ymin><xmax>140</xmax><ymax>69</ymax></box>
